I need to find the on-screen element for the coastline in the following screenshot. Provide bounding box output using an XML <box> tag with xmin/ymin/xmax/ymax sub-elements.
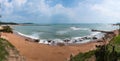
<box><xmin>11</xmin><ymin>24</ymin><xmax>113</xmax><ymax>45</ymax></box>
<box><xmin>0</xmin><ymin>25</ymin><xmax>117</xmax><ymax>61</ymax></box>
<box><xmin>12</xmin><ymin>30</ymin><xmax>105</xmax><ymax>46</ymax></box>
<box><xmin>0</xmin><ymin>32</ymin><xmax>99</xmax><ymax>61</ymax></box>
<box><xmin>1</xmin><ymin>29</ymin><xmax>116</xmax><ymax>61</ymax></box>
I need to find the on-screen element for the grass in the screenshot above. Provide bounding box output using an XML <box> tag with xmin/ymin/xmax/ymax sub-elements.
<box><xmin>108</xmin><ymin>35</ymin><xmax>120</xmax><ymax>53</ymax></box>
<box><xmin>110</xmin><ymin>35</ymin><xmax>120</xmax><ymax>60</ymax></box>
<box><xmin>70</xmin><ymin>50</ymin><xmax>95</xmax><ymax>61</ymax></box>
<box><xmin>111</xmin><ymin>35</ymin><xmax>120</xmax><ymax>45</ymax></box>
<box><xmin>0</xmin><ymin>38</ymin><xmax>15</xmax><ymax>61</ymax></box>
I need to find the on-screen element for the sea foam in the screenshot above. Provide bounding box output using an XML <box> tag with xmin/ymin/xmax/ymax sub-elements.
<box><xmin>13</xmin><ymin>30</ymin><xmax>105</xmax><ymax>45</ymax></box>
<box><xmin>13</xmin><ymin>31</ymin><xmax>39</xmax><ymax>40</ymax></box>
<box><xmin>70</xmin><ymin>27</ymin><xmax>89</xmax><ymax>30</ymax></box>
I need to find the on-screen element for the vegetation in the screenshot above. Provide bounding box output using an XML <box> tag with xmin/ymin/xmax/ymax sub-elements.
<box><xmin>95</xmin><ymin>45</ymin><xmax>118</xmax><ymax>61</ymax></box>
<box><xmin>111</xmin><ymin>35</ymin><xmax>120</xmax><ymax>45</ymax></box>
<box><xmin>70</xmin><ymin>35</ymin><xmax>120</xmax><ymax>61</ymax></box>
<box><xmin>0</xmin><ymin>26</ymin><xmax>13</xmax><ymax>33</ymax></box>
<box><xmin>110</xmin><ymin>35</ymin><xmax>120</xmax><ymax>59</ymax></box>
<box><xmin>70</xmin><ymin>50</ymin><xmax>95</xmax><ymax>61</ymax></box>
<box><xmin>0</xmin><ymin>38</ymin><xmax>15</xmax><ymax>61</ymax></box>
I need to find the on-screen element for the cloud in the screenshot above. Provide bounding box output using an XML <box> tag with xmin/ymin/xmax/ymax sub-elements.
<box><xmin>1</xmin><ymin>0</ymin><xmax>120</xmax><ymax>23</ymax></box>
<box><xmin>14</xmin><ymin>0</ymin><xmax>27</xmax><ymax>7</ymax></box>
<box><xmin>92</xmin><ymin>0</ymin><xmax>120</xmax><ymax>20</ymax></box>
<box><xmin>2</xmin><ymin>0</ymin><xmax>27</xmax><ymax>14</ymax></box>
<box><xmin>8</xmin><ymin>0</ymin><xmax>79</xmax><ymax>23</ymax></box>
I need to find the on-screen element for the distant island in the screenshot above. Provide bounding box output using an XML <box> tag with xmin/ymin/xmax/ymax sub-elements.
<box><xmin>0</xmin><ymin>21</ymin><xmax>36</xmax><ymax>25</ymax></box>
<box><xmin>0</xmin><ymin>22</ymin><xmax>19</xmax><ymax>25</ymax></box>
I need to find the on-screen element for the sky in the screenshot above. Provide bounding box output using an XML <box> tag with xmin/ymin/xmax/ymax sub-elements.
<box><xmin>0</xmin><ymin>0</ymin><xmax>120</xmax><ymax>24</ymax></box>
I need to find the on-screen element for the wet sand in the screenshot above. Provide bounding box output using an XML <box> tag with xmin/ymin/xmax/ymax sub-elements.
<box><xmin>1</xmin><ymin>32</ymin><xmax>108</xmax><ymax>61</ymax></box>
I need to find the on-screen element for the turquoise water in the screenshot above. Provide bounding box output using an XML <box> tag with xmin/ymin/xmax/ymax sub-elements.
<box><xmin>13</xmin><ymin>23</ymin><xmax>118</xmax><ymax>41</ymax></box>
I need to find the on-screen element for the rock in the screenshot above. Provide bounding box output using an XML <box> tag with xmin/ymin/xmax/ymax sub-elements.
<box><xmin>34</xmin><ymin>39</ymin><xmax>39</xmax><ymax>42</ymax></box>
<box><xmin>92</xmin><ymin>37</ymin><xmax>97</xmax><ymax>39</ymax></box>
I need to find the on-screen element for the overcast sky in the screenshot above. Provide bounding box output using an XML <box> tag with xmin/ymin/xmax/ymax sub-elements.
<box><xmin>0</xmin><ymin>0</ymin><xmax>120</xmax><ymax>24</ymax></box>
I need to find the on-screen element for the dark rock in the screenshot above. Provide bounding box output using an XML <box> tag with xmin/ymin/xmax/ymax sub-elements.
<box><xmin>93</xmin><ymin>37</ymin><xmax>97</xmax><ymax>39</ymax></box>
<box><xmin>34</xmin><ymin>39</ymin><xmax>39</xmax><ymax>42</ymax></box>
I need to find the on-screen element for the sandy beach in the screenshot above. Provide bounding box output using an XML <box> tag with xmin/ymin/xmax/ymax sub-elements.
<box><xmin>1</xmin><ymin>0</ymin><xmax>120</xmax><ymax>60</ymax></box>
<box><xmin>0</xmin><ymin>32</ymin><xmax>105</xmax><ymax>61</ymax></box>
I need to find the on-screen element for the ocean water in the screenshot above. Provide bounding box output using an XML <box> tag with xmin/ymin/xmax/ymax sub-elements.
<box><xmin>13</xmin><ymin>23</ymin><xmax>118</xmax><ymax>44</ymax></box>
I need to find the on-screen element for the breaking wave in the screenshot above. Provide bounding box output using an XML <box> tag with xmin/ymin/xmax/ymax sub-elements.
<box><xmin>56</xmin><ymin>30</ymin><xmax>69</xmax><ymax>35</ymax></box>
<box><xmin>13</xmin><ymin>31</ymin><xmax>39</xmax><ymax>40</ymax></box>
<box><xmin>70</xmin><ymin>27</ymin><xmax>89</xmax><ymax>30</ymax></box>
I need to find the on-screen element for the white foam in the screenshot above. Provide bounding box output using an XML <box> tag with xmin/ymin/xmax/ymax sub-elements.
<box><xmin>30</xmin><ymin>32</ymin><xmax>40</xmax><ymax>39</ymax></box>
<box><xmin>13</xmin><ymin>30</ymin><xmax>105</xmax><ymax>45</ymax></box>
<box><xmin>90</xmin><ymin>32</ymin><xmax>105</xmax><ymax>39</ymax></box>
<box><xmin>56</xmin><ymin>30</ymin><xmax>68</xmax><ymax>35</ymax></box>
<box><xmin>70</xmin><ymin>27</ymin><xmax>89</xmax><ymax>30</ymax></box>
<box><xmin>72</xmin><ymin>37</ymin><xmax>82</xmax><ymax>40</ymax></box>
<box><xmin>91</xmin><ymin>32</ymin><xmax>101</xmax><ymax>36</ymax></box>
<box><xmin>39</xmin><ymin>39</ymin><xmax>49</xmax><ymax>44</ymax></box>
<box><xmin>13</xmin><ymin>31</ymin><xmax>39</xmax><ymax>40</ymax></box>
<box><xmin>53</xmin><ymin>39</ymin><xmax>63</xmax><ymax>42</ymax></box>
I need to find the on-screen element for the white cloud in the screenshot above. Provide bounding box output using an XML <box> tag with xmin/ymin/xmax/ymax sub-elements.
<box><xmin>24</xmin><ymin>0</ymin><xmax>77</xmax><ymax>21</ymax></box>
<box><xmin>92</xmin><ymin>0</ymin><xmax>120</xmax><ymax>19</ymax></box>
<box><xmin>13</xmin><ymin>0</ymin><xmax>27</xmax><ymax>7</ymax></box>
<box><xmin>2</xmin><ymin>0</ymin><xmax>27</xmax><ymax>15</ymax></box>
<box><xmin>2</xmin><ymin>0</ymin><xmax>93</xmax><ymax>23</ymax></box>
<box><xmin>2</xmin><ymin>0</ymin><xmax>120</xmax><ymax>23</ymax></box>
<box><xmin>2</xmin><ymin>0</ymin><xmax>13</xmax><ymax>14</ymax></box>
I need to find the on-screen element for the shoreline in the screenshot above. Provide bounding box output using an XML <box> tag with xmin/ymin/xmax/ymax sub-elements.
<box><xmin>0</xmin><ymin>29</ymin><xmax>117</xmax><ymax>61</ymax></box>
<box><xmin>0</xmin><ymin>25</ymin><xmax>118</xmax><ymax>61</ymax></box>
<box><xmin>13</xmin><ymin>30</ymin><xmax>105</xmax><ymax>46</ymax></box>
<box><xmin>0</xmin><ymin>33</ymin><xmax>101</xmax><ymax>61</ymax></box>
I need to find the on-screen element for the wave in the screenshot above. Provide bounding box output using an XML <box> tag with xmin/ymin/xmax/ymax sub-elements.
<box><xmin>13</xmin><ymin>30</ymin><xmax>105</xmax><ymax>45</ymax></box>
<box><xmin>90</xmin><ymin>32</ymin><xmax>105</xmax><ymax>39</ymax></box>
<box><xmin>56</xmin><ymin>30</ymin><xmax>68</xmax><ymax>35</ymax></box>
<box><xmin>70</xmin><ymin>27</ymin><xmax>89</xmax><ymax>30</ymax></box>
<box><xmin>70</xmin><ymin>32</ymin><xmax>105</xmax><ymax>43</ymax></box>
<box><xmin>13</xmin><ymin>31</ymin><xmax>39</xmax><ymax>40</ymax></box>
<box><xmin>56</xmin><ymin>26</ymin><xmax>90</xmax><ymax>35</ymax></box>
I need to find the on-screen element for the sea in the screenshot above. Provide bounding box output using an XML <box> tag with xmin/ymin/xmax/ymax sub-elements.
<box><xmin>13</xmin><ymin>23</ymin><xmax>118</xmax><ymax>44</ymax></box>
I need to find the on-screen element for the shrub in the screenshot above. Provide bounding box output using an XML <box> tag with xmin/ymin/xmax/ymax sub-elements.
<box><xmin>0</xmin><ymin>26</ymin><xmax>13</xmax><ymax>33</ymax></box>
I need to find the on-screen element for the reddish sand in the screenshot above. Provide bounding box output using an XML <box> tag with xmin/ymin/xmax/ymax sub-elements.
<box><xmin>1</xmin><ymin>33</ymin><xmax>102</xmax><ymax>61</ymax></box>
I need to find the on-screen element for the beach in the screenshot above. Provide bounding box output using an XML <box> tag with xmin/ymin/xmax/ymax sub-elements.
<box><xmin>1</xmin><ymin>0</ymin><xmax>120</xmax><ymax>60</ymax></box>
<box><xmin>12</xmin><ymin>24</ymin><xmax>117</xmax><ymax>45</ymax></box>
<box><xmin>1</xmin><ymin>32</ymin><xmax>103</xmax><ymax>61</ymax></box>
<box><xmin>0</xmin><ymin>24</ymin><xmax>117</xmax><ymax>61</ymax></box>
